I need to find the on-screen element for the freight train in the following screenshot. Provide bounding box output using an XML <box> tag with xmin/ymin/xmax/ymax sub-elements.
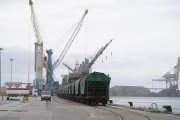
<box><xmin>57</xmin><ymin>72</ymin><xmax>111</xmax><ymax>106</ymax></box>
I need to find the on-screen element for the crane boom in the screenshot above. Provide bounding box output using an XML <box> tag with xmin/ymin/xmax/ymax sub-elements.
<box><xmin>63</xmin><ymin>63</ymin><xmax>74</xmax><ymax>72</ymax></box>
<box><xmin>29</xmin><ymin>0</ymin><xmax>42</xmax><ymax>44</ymax></box>
<box><xmin>90</xmin><ymin>39</ymin><xmax>112</xmax><ymax>66</ymax></box>
<box><xmin>53</xmin><ymin>9</ymin><xmax>88</xmax><ymax>70</ymax></box>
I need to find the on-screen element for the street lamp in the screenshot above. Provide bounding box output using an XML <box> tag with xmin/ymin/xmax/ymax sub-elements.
<box><xmin>0</xmin><ymin>48</ymin><xmax>4</xmax><ymax>100</ymax></box>
<box><xmin>10</xmin><ymin>58</ymin><xmax>14</xmax><ymax>82</ymax></box>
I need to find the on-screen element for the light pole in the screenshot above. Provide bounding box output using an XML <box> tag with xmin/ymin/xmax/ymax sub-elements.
<box><xmin>0</xmin><ymin>48</ymin><xmax>4</xmax><ymax>100</ymax></box>
<box><xmin>10</xmin><ymin>59</ymin><xmax>14</xmax><ymax>82</ymax></box>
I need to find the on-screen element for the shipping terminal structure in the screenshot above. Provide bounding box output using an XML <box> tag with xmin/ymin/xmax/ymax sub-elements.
<box><xmin>28</xmin><ymin>0</ymin><xmax>113</xmax><ymax>105</ymax></box>
<box><xmin>29</xmin><ymin>0</ymin><xmax>179</xmax><ymax>100</ymax></box>
<box><xmin>152</xmin><ymin>58</ymin><xmax>180</xmax><ymax>96</ymax></box>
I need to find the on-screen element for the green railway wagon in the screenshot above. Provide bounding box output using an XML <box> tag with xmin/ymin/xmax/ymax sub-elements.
<box><xmin>75</xmin><ymin>79</ymin><xmax>81</xmax><ymax>95</ymax></box>
<box><xmin>71</xmin><ymin>81</ymin><xmax>76</xmax><ymax>95</ymax></box>
<box><xmin>80</xmin><ymin>72</ymin><xmax>111</xmax><ymax>105</ymax></box>
<box><xmin>57</xmin><ymin>72</ymin><xmax>111</xmax><ymax>105</ymax></box>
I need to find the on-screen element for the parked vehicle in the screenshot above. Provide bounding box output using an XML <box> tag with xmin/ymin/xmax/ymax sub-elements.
<box><xmin>41</xmin><ymin>91</ymin><xmax>51</xmax><ymax>101</ymax></box>
<box><xmin>32</xmin><ymin>89</ymin><xmax>38</xmax><ymax>96</ymax></box>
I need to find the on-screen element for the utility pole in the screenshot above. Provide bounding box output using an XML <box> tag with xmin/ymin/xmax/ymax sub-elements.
<box><xmin>10</xmin><ymin>59</ymin><xmax>14</xmax><ymax>82</ymax></box>
<box><xmin>0</xmin><ymin>48</ymin><xmax>3</xmax><ymax>100</ymax></box>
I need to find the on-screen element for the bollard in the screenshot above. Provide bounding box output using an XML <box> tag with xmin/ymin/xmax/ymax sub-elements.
<box><xmin>162</xmin><ymin>105</ymin><xmax>172</xmax><ymax>112</ymax></box>
<box><xmin>128</xmin><ymin>102</ymin><xmax>133</xmax><ymax>107</ymax></box>
<box><xmin>109</xmin><ymin>100</ymin><xmax>113</xmax><ymax>104</ymax></box>
<box><xmin>22</xmin><ymin>95</ymin><xmax>29</xmax><ymax>103</ymax></box>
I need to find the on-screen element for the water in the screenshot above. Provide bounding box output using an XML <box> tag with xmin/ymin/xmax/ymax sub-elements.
<box><xmin>110</xmin><ymin>96</ymin><xmax>180</xmax><ymax>114</ymax></box>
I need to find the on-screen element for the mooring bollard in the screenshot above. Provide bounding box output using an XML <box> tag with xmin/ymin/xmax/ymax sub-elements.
<box><xmin>7</xmin><ymin>96</ymin><xmax>9</xmax><ymax>100</ymax></box>
<box><xmin>162</xmin><ymin>105</ymin><xmax>172</xmax><ymax>112</ymax></box>
<box><xmin>109</xmin><ymin>100</ymin><xmax>113</xmax><ymax>104</ymax></box>
<box><xmin>128</xmin><ymin>102</ymin><xmax>133</xmax><ymax>107</ymax></box>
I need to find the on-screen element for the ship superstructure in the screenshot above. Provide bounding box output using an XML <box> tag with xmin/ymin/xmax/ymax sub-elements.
<box><xmin>62</xmin><ymin>40</ymin><xmax>112</xmax><ymax>85</ymax></box>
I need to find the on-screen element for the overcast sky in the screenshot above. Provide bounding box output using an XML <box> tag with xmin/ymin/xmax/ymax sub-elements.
<box><xmin>0</xmin><ymin>0</ymin><xmax>180</xmax><ymax>89</ymax></box>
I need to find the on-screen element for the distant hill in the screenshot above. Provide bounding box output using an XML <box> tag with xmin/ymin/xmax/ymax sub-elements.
<box><xmin>109</xmin><ymin>86</ymin><xmax>152</xmax><ymax>97</ymax></box>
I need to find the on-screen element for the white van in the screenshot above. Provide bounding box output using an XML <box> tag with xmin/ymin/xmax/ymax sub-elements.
<box><xmin>32</xmin><ymin>89</ymin><xmax>38</xmax><ymax>96</ymax></box>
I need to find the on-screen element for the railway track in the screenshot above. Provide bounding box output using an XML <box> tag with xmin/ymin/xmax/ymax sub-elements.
<box><xmin>53</xmin><ymin>96</ymin><xmax>152</xmax><ymax>120</ymax></box>
<box><xmin>104</xmin><ymin>104</ymin><xmax>152</xmax><ymax>120</ymax></box>
<box><xmin>53</xmin><ymin>97</ymin><xmax>122</xmax><ymax>120</ymax></box>
<box><xmin>95</xmin><ymin>106</ymin><xmax>123</xmax><ymax>120</ymax></box>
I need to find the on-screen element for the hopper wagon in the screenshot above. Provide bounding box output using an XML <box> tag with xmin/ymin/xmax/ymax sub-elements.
<box><xmin>57</xmin><ymin>72</ymin><xmax>111</xmax><ymax>106</ymax></box>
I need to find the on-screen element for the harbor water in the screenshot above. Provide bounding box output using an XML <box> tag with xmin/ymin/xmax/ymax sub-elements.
<box><xmin>110</xmin><ymin>96</ymin><xmax>180</xmax><ymax>114</ymax></box>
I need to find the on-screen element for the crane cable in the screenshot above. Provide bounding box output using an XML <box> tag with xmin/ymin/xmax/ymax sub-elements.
<box><xmin>52</xmin><ymin>21</ymin><xmax>78</xmax><ymax>52</ymax></box>
<box><xmin>51</xmin><ymin>21</ymin><xmax>79</xmax><ymax>62</ymax></box>
<box><xmin>53</xmin><ymin>10</ymin><xmax>88</xmax><ymax>71</ymax></box>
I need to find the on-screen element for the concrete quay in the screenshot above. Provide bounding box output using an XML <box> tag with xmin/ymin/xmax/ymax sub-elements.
<box><xmin>0</xmin><ymin>96</ymin><xmax>179</xmax><ymax>120</ymax></box>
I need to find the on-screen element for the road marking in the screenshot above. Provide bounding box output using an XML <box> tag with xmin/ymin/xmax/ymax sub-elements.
<box><xmin>89</xmin><ymin>111</ymin><xmax>95</xmax><ymax>119</ymax></box>
<box><xmin>82</xmin><ymin>108</ymin><xmax>95</xmax><ymax>120</ymax></box>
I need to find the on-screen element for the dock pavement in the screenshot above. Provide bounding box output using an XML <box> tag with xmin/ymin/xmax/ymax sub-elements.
<box><xmin>0</xmin><ymin>96</ymin><xmax>179</xmax><ymax>120</ymax></box>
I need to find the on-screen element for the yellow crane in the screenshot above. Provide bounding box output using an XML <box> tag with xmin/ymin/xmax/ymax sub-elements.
<box><xmin>29</xmin><ymin>0</ymin><xmax>44</xmax><ymax>90</ymax></box>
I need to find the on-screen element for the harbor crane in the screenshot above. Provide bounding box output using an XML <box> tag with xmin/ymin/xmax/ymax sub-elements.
<box><xmin>152</xmin><ymin>57</ymin><xmax>180</xmax><ymax>90</ymax></box>
<box><xmin>29</xmin><ymin>0</ymin><xmax>88</xmax><ymax>92</ymax></box>
<box><xmin>29</xmin><ymin>0</ymin><xmax>44</xmax><ymax>91</ymax></box>
<box><xmin>45</xmin><ymin>10</ymin><xmax>88</xmax><ymax>91</ymax></box>
<box><xmin>78</xmin><ymin>39</ymin><xmax>113</xmax><ymax>74</ymax></box>
<box><xmin>88</xmin><ymin>39</ymin><xmax>112</xmax><ymax>70</ymax></box>
<box><xmin>63</xmin><ymin>39</ymin><xmax>113</xmax><ymax>78</ymax></box>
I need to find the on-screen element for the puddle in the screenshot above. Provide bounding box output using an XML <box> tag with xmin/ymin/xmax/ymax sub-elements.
<box><xmin>13</xmin><ymin>110</ymin><xmax>28</xmax><ymax>112</ymax></box>
<box><xmin>0</xmin><ymin>117</ymin><xmax>20</xmax><ymax>120</ymax></box>
<box><xmin>0</xmin><ymin>110</ymin><xmax>8</xmax><ymax>111</ymax></box>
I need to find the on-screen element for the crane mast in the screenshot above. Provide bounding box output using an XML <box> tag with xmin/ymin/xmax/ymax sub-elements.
<box><xmin>45</xmin><ymin>49</ymin><xmax>53</xmax><ymax>91</ymax></box>
<box><xmin>175</xmin><ymin>57</ymin><xmax>180</xmax><ymax>89</ymax></box>
<box><xmin>29</xmin><ymin>0</ymin><xmax>44</xmax><ymax>91</ymax></box>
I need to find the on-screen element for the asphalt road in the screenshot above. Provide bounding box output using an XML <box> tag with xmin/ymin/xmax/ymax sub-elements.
<box><xmin>0</xmin><ymin>96</ymin><xmax>179</xmax><ymax>120</ymax></box>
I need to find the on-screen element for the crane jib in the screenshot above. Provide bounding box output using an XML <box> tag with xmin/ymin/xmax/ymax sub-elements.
<box><xmin>53</xmin><ymin>9</ymin><xmax>88</xmax><ymax>71</ymax></box>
